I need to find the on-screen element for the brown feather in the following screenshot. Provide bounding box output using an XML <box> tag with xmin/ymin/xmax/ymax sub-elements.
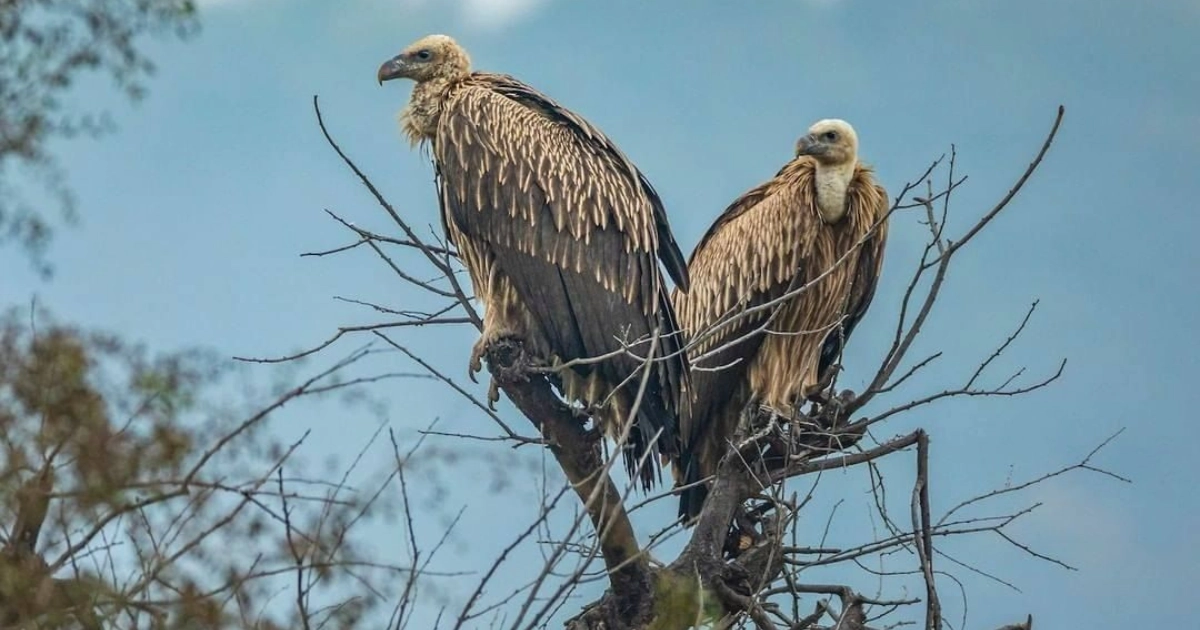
<box><xmin>424</xmin><ymin>71</ymin><xmax>691</xmax><ymax>491</ymax></box>
<box><xmin>672</xmin><ymin>156</ymin><xmax>889</xmax><ymax>520</ymax></box>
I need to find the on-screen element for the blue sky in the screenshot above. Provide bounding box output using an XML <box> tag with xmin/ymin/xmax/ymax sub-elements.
<box><xmin>4</xmin><ymin>0</ymin><xmax>1198</xmax><ymax>627</ymax></box>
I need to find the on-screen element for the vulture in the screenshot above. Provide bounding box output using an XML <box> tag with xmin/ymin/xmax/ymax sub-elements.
<box><xmin>377</xmin><ymin>35</ymin><xmax>691</xmax><ymax>490</ymax></box>
<box><xmin>672</xmin><ymin>119</ymin><xmax>889</xmax><ymax>522</ymax></box>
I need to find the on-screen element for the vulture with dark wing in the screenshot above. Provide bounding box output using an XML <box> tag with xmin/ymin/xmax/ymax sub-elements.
<box><xmin>672</xmin><ymin>119</ymin><xmax>889</xmax><ymax>522</ymax></box>
<box><xmin>377</xmin><ymin>34</ymin><xmax>691</xmax><ymax>490</ymax></box>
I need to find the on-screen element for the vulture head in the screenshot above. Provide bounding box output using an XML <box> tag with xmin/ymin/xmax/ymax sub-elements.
<box><xmin>796</xmin><ymin>119</ymin><xmax>861</xmax><ymax>224</ymax></box>
<box><xmin>795</xmin><ymin>119</ymin><xmax>859</xmax><ymax>167</ymax></box>
<box><xmin>378</xmin><ymin>34</ymin><xmax>471</xmax><ymax>85</ymax></box>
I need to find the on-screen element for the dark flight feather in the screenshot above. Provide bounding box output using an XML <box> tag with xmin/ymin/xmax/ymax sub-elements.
<box><xmin>433</xmin><ymin>73</ymin><xmax>691</xmax><ymax>489</ymax></box>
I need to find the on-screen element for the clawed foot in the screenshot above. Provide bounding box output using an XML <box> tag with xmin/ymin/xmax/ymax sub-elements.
<box><xmin>486</xmin><ymin>377</ymin><xmax>500</xmax><ymax>410</ymax></box>
<box><xmin>467</xmin><ymin>336</ymin><xmax>490</xmax><ymax>383</ymax></box>
<box><xmin>468</xmin><ymin>336</ymin><xmax>501</xmax><ymax>409</ymax></box>
<box><xmin>805</xmin><ymin>364</ymin><xmax>843</xmax><ymax>405</ymax></box>
<box><xmin>811</xmin><ymin>389</ymin><xmax>856</xmax><ymax>429</ymax></box>
<box><xmin>468</xmin><ymin>331</ymin><xmax>525</xmax><ymax>409</ymax></box>
<box><xmin>467</xmin><ymin>329</ymin><xmax>518</xmax><ymax>380</ymax></box>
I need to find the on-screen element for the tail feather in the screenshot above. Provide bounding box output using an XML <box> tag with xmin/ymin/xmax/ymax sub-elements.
<box><xmin>676</xmin><ymin>453</ymin><xmax>708</xmax><ymax>524</ymax></box>
<box><xmin>623</xmin><ymin>380</ymin><xmax>678</xmax><ymax>492</ymax></box>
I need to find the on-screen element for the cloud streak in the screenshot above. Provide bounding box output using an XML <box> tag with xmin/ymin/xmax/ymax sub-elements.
<box><xmin>399</xmin><ymin>0</ymin><xmax>552</xmax><ymax>31</ymax></box>
<box><xmin>462</xmin><ymin>0</ymin><xmax>549</xmax><ymax>28</ymax></box>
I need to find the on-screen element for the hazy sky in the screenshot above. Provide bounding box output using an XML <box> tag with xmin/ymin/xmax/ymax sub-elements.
<box><xmin>4</xmin><ymin>0</ymin><xmax>1198</xmax><ymax>627</ymax></box>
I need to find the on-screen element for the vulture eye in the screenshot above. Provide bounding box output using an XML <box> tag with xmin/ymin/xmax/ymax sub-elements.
<box><xmin>823</xmin><ymin>131</ymin><xmax>838</xmax><ymax>141</ymax></box>
<box><xmin>415</xmin><ymin>49</ymin><xmax>433</xmax><ymax>61</ymax></box>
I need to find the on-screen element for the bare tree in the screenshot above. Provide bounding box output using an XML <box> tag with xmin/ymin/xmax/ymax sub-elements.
<box><xmin>2</xmin><ymin>6</ymin><xmax>485</xmax><ymax>627</ymax></box>
<box><xmin>0</xmin><ymin>6</ymin><xmax>1129</xmax><ymax>623</ymax></box>
<box><xmin>0</xmin><ymin>0</ymin><xmax>198</xmax><ymax>275</ymax></box>
<box><xmin>0</xmin><ymin>305</ymin><xmax>458</xmax><ymax>628</ymax></box>
<box><xmin>254</xmin><ymin>101</ymin><xmax>1128</xmax><ymax>630</ymax></box>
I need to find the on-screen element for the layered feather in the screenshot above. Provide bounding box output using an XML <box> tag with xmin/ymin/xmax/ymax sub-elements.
<box><xmin>672</xmin><ymin>156</ymin><xmax>888</xmax><ymax>520</ymax></box>
<box><xmin>430</xmin><ymin>73</ymin><xmax>691</xmax><ymax>490</ymax></box>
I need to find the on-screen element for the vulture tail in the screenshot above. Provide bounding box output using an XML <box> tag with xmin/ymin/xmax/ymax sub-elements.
<box><xmin>623</xmin><ymin>379</ymin><xmax>677</xmax><ymax>493</ymax></box>
<box><xmin>676</xmin><ymin>452</ymin><xmax>707</xmax><ymax>524</ymax></box>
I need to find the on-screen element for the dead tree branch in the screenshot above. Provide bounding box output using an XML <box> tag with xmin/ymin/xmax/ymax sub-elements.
<box><xmin>284</xmin><ymin>100</ymin><xmax>1123</xmax><ymax>630</ymax></box>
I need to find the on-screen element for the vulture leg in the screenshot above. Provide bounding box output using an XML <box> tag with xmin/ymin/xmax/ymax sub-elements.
<box><xmin>813</xmin><ymin>389</ymin><xmax>857</xmax><ymax>431</ymax></box>
<box><xmin>805</xmin><ymin>363</ymin><xmax>843</xmax><ymax>405</ymax></box>
<box><xmin>468</xmin><ymin>331</ymin><xmax>520</xmax><ymax>379</ymax></box>
<box><xmin>487</xmin><ymin>378</ymin><xmax>501</xmax><ymax>409</ymax></box>
<box><xmin>469</xmin><ymin>332</ymin><xmax>511</xmax><ymax>410</ymax></box>
<box><xmin>468</xmin><ymin>302</ymin><xmax>528</xmax><ymax>408</ymax></box>
<box><xmin>467</xmin><ymin>287</ymin><xmax>529</xmax><ymax>390</ymax></box>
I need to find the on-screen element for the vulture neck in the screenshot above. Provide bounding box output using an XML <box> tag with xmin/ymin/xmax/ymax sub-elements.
<box><xmin>402</xmin><ymin>77</ymin><xmax>457</xmax><ymax>146</ymax></box>
<box><xmin>813</xmin><ymin>160</ymin><xmax>856</xmax><ymax>224</ymax></box>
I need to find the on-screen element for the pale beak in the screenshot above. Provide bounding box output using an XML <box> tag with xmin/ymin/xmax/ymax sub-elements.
<box><xmin>377</xmin><ymin>55</ymin><xmax>407</xmax><ymax>85</ymax></box>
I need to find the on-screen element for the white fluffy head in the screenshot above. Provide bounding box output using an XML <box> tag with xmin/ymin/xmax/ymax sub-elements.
<box><xmin>795</xmin><ymin>118</ymin><xmax>859</xmax><ymax>166</ymax></box>
<box><xmin>378</xmin><ymin>34</ymin><xmax>472</xmax><ymax>84</ymax></box>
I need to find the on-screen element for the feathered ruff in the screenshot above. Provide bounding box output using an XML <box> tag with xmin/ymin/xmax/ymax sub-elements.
<box><xmin>427</xmin><ymin>72</ymin><xmax>692</xmax><ymax>491</ymax></box>
<box><xmin>671</xmin><ymin>156</ymin><xmax>888</xmax><ymax>521</ymax></box>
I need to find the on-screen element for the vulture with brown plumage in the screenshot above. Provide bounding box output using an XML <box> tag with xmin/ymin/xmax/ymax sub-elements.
<box><xmin>672</xmin><ymin>119</ymin><xmax>890</xmax><ymax>522</ymax></box>
<box><xmin>377</xmin><ymin>34</ymin><xmax>691</xmax><ymax>491</ymax></box>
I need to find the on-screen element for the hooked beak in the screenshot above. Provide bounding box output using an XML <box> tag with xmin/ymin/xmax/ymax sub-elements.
<box><xmin>794</xmin><ymin>134</ymin><xmax>828</xmax><ymax>157</ymax></box>
<box><xmin>377</xmin><ymin>55</ymin><xmax>407</xmax><ymax>85</ymax></box>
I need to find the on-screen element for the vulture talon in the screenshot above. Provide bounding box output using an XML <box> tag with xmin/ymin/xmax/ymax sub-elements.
<box><xmin>486</xmin><ymin>377</ymin><xmax>501</xmax><ymax>410</ymax></box>
<box><xmin>468</xmin><ymin>337</ymin><xmax>489</xmax><ymax>383</ymax></box>
<box><xmin>468</xmin><ymin>329</ymin><xmax>516</xmax><ymax>384</ymax></box>
<box><xmin>805</xmin><ymin>366</ymin><xmax>840</xmax><ymax>406</ymax></box>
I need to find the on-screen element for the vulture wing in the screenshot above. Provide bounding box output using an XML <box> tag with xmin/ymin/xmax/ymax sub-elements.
<box><xmin>433</xmin><ymin>73</ymin><xmax>690</xmax><ymax>488</ymax></box>
<box><xmin>673</xmin><ymin>163</ymin><xmax>816</xmax><ymax>519</ymax></box>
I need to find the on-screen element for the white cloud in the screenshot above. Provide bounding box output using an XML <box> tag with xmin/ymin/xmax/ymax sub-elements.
<box><xmin>197</xmin><ymin>0</ymin><xmax>552</xmax><ymax>37</ymax></box>
<box><xmin>461</xmin><ymin>0</ymin><xmax>548</xmax><ymax>28</ymax></box>
<box><xmin>192</xmin><ymin>0</ymin><xmax>278</xmax><ymax>9</ymax></box>
<box><xmin>398</xmin><ymin>0</ymin><xmax>551</xmax><ymax>31</ymax></box>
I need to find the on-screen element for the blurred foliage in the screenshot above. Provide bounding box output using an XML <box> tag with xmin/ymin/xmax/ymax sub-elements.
<box><xmin>0</xmin><ymin>0</ymin><xmax>199</xmax><ymax>276</ymax></box>
<box><xmin>0</xmin><ymin>306</ymin><xmax>410</xmax><ymax>627</ymax></box>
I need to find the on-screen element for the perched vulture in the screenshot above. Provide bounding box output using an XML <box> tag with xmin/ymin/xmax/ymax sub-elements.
<box><xmin>672</xmin><ymin>119</ymin><xmax>889</xmax><ymax>522</ymax></box>
<box><xmin>377</xmin><ymin>35</ymin><xmax>691</xmax><ymax>490</ymax></box>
